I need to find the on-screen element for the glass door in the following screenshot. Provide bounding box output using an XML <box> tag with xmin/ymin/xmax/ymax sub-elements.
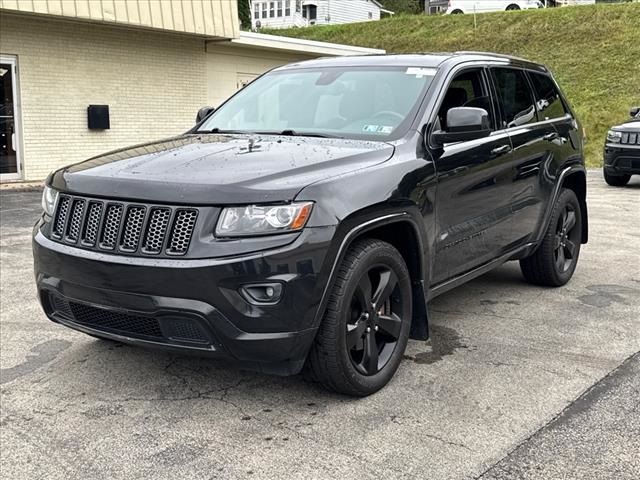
<box><xmin>0</xmin><ymin>55</ymin><xmax>21</xmax><ymax>180</ymax></box>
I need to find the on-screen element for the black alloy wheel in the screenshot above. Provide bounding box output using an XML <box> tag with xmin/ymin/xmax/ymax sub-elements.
<box><xmin>553</xmin><ymin>203</ymin><xmax>580</xmax><ymax>274</ymax></box>
<box><xmin>520</xmin><ymin>188</ymin><xmax>582</xmax><ymax>287</ymax></box>
<box><xmin>306</xmin><ymin>239</ymin><xmax>412</xmax><ymax>396</ymax></box>
<box><xmin>346</xmin><ymin>265</ymin><xmax>403</xmax><ymax>376</ymax></box>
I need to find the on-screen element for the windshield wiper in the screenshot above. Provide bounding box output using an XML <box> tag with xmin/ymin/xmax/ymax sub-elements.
<box><xmin>199</xmin><ymin>128</ymin><xmax>343</xmax><ymax>139</ymax></box>
<box><xmin>269</xmin><ymin>129</ymin><xmax>344</xmax><ymax>139</ymax></box>
<box><xmin>198</xmin><ymin>127</ymin><xmax>252</xmax><ymax>134</ymax></box>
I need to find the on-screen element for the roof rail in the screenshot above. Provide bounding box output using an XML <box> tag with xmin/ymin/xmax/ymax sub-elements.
<box><xmin>454</xmin><ymin>51</ymin><xmax>535</xmax><ymax>64</ymax></box>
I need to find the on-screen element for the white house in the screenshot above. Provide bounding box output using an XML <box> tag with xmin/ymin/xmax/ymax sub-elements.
<box><xmin>250</xmin><ymin>0</ymin><xmax>392</xmax><ymax>29</ymax></box>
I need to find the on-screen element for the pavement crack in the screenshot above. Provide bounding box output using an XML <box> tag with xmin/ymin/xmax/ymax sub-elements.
<box><xmin>423</xmin><ymin>433</ymin><xmax>474</xmax><ymax>452</ymax></box>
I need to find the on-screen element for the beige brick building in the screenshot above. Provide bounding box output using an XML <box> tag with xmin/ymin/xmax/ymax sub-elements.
<box><xmin>0</xmin><ymin>0</ymin><xmax>382</xmax><ymax>182</ymax></box>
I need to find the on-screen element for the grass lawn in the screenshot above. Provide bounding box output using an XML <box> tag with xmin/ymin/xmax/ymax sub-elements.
<box><xmin>269</xmin><ymin>3</ymin><xmax>640</xmax><ymax>168</ymax></box>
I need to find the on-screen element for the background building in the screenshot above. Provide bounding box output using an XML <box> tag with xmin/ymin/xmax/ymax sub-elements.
<box><xmin>250</xmin><ymin>0</ymin><xmax>393</xmax><ymax>29</ymax></box>
<box><xmin>0</xmin><ymin>0</ymin><xmax>382</xmax><ymax>182</ymax></box>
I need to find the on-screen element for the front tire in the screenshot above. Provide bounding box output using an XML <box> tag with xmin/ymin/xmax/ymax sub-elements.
<box><xmin>604</xmin><ymin>170</ymin><xmax>631</xmax><ymax>187</ymax></box>
<box><xmin>506</xmin><ymin>4</ymin><xmax>521</xmax><ymax>10</ymax></box>
<box><xmin>451</xmin><ymin>9</ymin><xmax>463</xmax><ymax>14</ymax></box>
<box><xmin>520</xmin><ymin>188</ymin><xmax>582</xmax><ymax>287</ymax></box>
<box><xmin>306</xmin><ymin>239</ymin><xmax>412</xmax><ymax>396</ymax></box>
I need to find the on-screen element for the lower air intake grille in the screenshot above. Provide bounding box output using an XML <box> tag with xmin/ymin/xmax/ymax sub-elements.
<box><xmin>164</xmin><ymin>318</ymin><xmax>208</xmax><ymax>343</ymax></box>
<box><xmin>48</xmin><ymin>294</ymin><xmax>210</xmax><ymax>344</ymax></box>
<box><xmin>68</xmin><ymin>301</ymin><xmax>163</xmax><ymax>339</ymax></box>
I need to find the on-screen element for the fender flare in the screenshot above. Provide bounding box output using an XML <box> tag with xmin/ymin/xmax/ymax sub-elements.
<box><xmin>534</xmin><ymin>164</ymin><xmax>588</xmax><ymax>246</ymax></box>
<box><xmin>312</xmin><ymin>212</ymin><xmax>430</xmax><ymax>339</ymax></box>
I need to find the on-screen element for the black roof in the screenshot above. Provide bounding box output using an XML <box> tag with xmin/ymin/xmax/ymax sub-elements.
<box><xmin>277</xmin><ymin>52</ymin><xmax>546</xmax><ymax>72</ymax></box>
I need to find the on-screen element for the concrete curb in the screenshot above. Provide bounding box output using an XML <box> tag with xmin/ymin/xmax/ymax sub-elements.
<box><xmin>0</xmin><ymin>182</ymin><xmax>43</xmax><ymax>193</ymax></box>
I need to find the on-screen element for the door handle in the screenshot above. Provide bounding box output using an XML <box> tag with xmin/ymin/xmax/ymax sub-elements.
<box><xmin>543</xmin><ymin>132</ymin><xmax>559</xmax><ymax>141</ymax></box>
<box><xmin>491</xmin><ymin>145</ymin><xmax>512</xmax><ymax>156</ymax></box>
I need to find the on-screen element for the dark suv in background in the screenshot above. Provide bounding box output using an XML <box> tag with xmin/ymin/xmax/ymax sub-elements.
<box><xmin>34</xmin><ymin>53</ymin><xmax>587</xmax><ymax>396</ymax></box>
<box><xmin>603</xmin><ymin>106</ymin><xmax>640</xmax><ymax>186</ymax></box>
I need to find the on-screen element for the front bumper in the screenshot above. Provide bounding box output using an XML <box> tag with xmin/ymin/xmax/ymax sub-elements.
<box><xmin>33</xmin><ymin>224</ymin><xmax>336</xmax><ymax>375</ymax></box>
<box><xmin>603</xmin><ymin>143</ymin><xmax>640</xmax><ymax>175</ymax></box>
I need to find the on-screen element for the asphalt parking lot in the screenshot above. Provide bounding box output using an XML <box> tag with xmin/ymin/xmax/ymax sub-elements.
<box><xmin>1</xmin><ymin>171</ymin><xmax>639</xmax><ymax>480</ymax></box>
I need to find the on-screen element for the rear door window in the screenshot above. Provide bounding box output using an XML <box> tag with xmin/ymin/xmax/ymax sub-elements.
<box><xmin>528</xmin><ymin>71</ymin><xmax>568</xmax><ymax>121</ymax></box>
<box><xmin>491</xmin><ymin>68</ymin><xmax>538</xmax><ymax>129</ymax></box>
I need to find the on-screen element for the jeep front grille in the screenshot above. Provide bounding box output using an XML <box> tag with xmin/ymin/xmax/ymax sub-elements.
<box><xmin>50</xmin><ymin>194</ymin><xmax>199</xmax><ymax>257</ymax></box>
<box><xmin>620</xmin><ymin>132</ymin><xmax>640</xmax><ymax>145</ymax></box>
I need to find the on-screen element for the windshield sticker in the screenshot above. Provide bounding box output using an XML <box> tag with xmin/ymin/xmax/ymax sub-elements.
<box><xmin>363</xmin><ymin>125</ymin><xmax>394</xmax><ymax>134</ymax></box>
<box><xmin>406</xmin><ymin>67</ymin><xmax>437</xmax><ymax>78</ymax></box>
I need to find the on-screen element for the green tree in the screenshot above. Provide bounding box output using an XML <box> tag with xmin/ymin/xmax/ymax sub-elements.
<box><xmin>238</xmin><ymin>0</ymin><xmax>252</xmax><ymax>30</ymax></box>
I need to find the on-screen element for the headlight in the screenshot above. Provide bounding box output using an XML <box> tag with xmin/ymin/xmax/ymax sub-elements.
<box><xmin>215</xmin><ymin>202</ymin><xmax>313</xmax><ymax>237</ymax></box>
<box><xmin>41</xmin><ymin>186</ymin><xmax>59</xmax><ymax>217</ymax></box>
<box><xmin>606</xmin><ymin>130</ymin><xmax>622</xmax><ymax>144</ymax></box>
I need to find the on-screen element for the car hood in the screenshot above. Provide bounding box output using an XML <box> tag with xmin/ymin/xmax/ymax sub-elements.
<box><xmin>50</xmin><ymin>134</ymin><xmax>395</xmax><ymax>204</ymax></box>
<box><xmin>611</xmin><ymin>120</ymin><xmax>640</xmax><ymax>132</ymax></box>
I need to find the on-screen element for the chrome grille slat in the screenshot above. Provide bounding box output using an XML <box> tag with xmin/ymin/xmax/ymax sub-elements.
<box><xmin>49</xmin><ymin>196</ymin><xmax>199</xmax><ymax>257</ymax></box>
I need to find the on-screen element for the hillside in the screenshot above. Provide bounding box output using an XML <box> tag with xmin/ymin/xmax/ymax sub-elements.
<box><xmin>271</xmin><ymin>3</ymin><xmax>640</xmax><ymax>167</ymax></box>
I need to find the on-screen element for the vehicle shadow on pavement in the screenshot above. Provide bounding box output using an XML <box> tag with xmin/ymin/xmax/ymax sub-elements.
<box><xmin>50</xmin><ymin>262</ymin><xmax>536</xmax><ymax>406</ymax></box>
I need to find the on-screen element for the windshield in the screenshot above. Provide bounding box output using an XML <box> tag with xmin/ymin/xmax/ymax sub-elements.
<box><xmin>197</xmin><ymin>66</ymin><xmax>436</xmax><ymax>140</ymax></box>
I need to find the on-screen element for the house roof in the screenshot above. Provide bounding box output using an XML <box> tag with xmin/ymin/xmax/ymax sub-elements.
<box><xmin>229</xmin><ymin>31</ymin><xmax>386</xmax><ymax>56</ymax></box>
<box><xmin>0</xmin><ymin>0</ymin><xmax>239</xmax><ymax>39</ymax></box>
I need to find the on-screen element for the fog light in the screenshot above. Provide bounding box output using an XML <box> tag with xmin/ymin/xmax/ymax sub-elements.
<box><xmin>240</xmin><ymin>283</ymin><xmax>283</xmax><ymax>305</ymax></box>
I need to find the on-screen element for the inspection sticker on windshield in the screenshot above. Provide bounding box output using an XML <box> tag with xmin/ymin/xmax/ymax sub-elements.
<box><xmin>406</xmin><ymin>67</ymin><xmax>437</xmax><ymax>78</ymax></box>
<box><xmin>363</xmin><ymin>125</ymin><xmax>394</xmax><ymax>134</ymax></box>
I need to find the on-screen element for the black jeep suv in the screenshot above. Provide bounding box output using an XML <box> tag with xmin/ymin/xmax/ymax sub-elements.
<box><xmin>34</xmin><ymin>53</ymin><xmax>588</xmax><ymax>396</ymax></box>
<box><xmin>603</xmin><ymin>106</ymin><xmax>640</xmax><ymax>186</ymax></box>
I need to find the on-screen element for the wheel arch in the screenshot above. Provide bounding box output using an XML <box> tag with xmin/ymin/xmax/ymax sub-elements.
<box><xmin>561</xmin><ymin>168</ymin><xmax>588</xmax><ymax>243</ymax></box>
<box><xmin>313</xmin><ymin>212</ymin><xmax>430</xmax><ymax>341</ymax></box>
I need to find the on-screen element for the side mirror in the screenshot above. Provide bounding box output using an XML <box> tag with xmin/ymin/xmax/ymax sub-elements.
<box><xmin>432</xmin><ymin>107</ymin><xmax>491</xmax><ymax>145</ymax></box>
<box><xmin>631</xmin><ymin>106</ymin><xmax>640</xmax><ymax>118</ymax></box>
<box><xmin>196</xmin><ymin>106</ymin><xmax>215</xmax><ymax>124</ymax></box>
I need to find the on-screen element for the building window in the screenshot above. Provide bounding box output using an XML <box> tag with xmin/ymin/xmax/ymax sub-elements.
<box><xmin>254</xmin><ymin>2</ymin><xmax>260</xmax><ymax>19</ymax></box>
<box><xmin>285</xmin><ymin>0</ymin><xmax>291</xmax><ymax>16</ymax></box>
<box><xmin>277</xmin><ymin>1</ymin><xmax>283</xmax><ymax>17</ymax></box>
<box><xmin>262</xmin><ymin>3</ymin><xmax>267</xmax><ymax>18</ymax></box>
<box><xmin>368</xmin><ymin>12</ymin><xmax>373</xmax><ymax>19</ymax></box>
<box><xmin>269</xmin><ymin>1</ymin><xmax>275</xmax><ymax>17</ymax></box>
<box><xmin>296</xmin><ymin>0</ymin><xmax>301</xmax><ymax>13</ymax></box>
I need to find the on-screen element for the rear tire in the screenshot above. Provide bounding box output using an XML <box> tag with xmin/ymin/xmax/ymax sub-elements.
<box><xmin>520</xmin><ymin>189</ymin><xmax>582</xmax><ymax>287</ymax></box>
<box><xmin>506</xmin><ymin>4</ymin><xmax>521</xmax><ymax>10</ymax></box>
<box><xmin>305</xmin><ymin>239</ymin><xmax>412</xmax><ymax>396</ymax></box>
<box><xmin>604</xmin><ymin>170</ymin><xmax>631</xmax><ymax>187</ymax></box>
<box><xmin>451</xmin><ymin>9</ymin><xmax>463</xmax><ymax>14</ymax></box>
